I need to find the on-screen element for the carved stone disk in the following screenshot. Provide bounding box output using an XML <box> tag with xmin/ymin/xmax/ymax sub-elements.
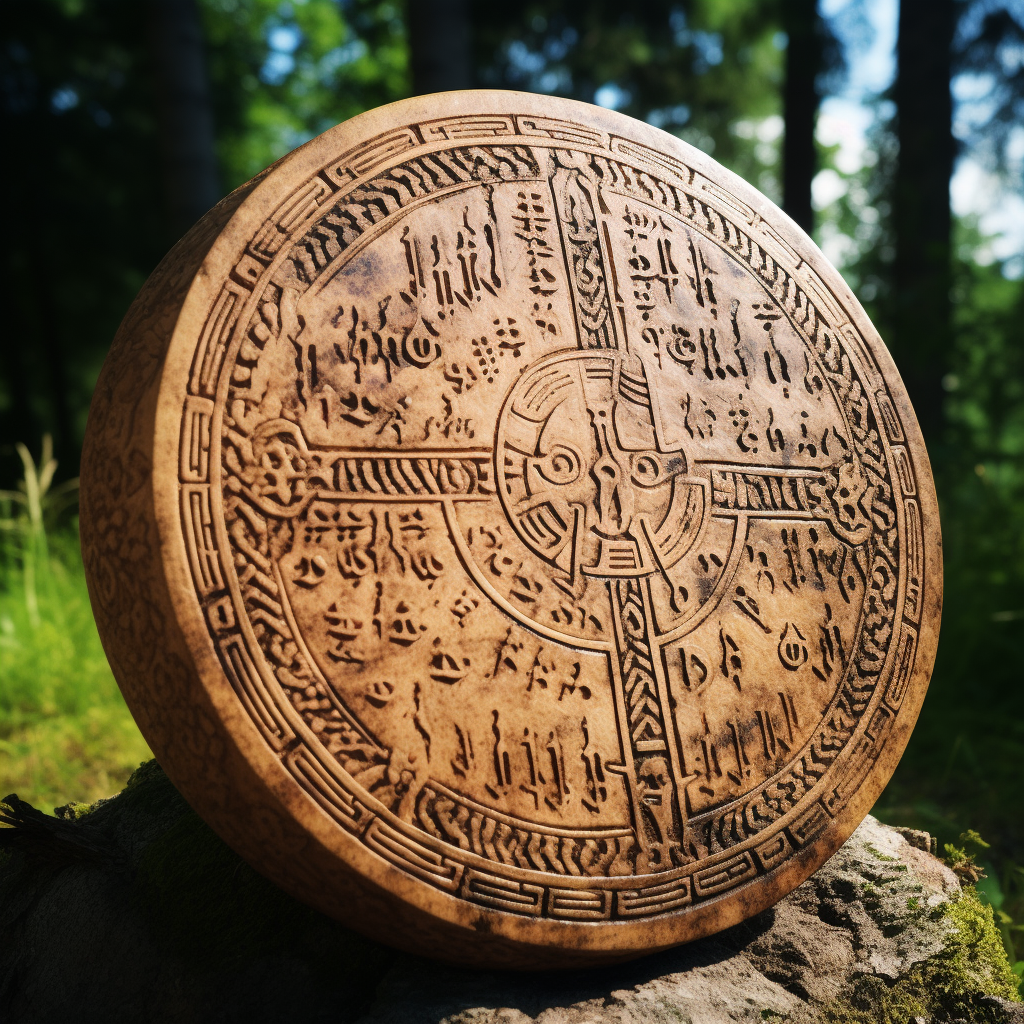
<box><xmin>81</xmin><ymin>92</ymin><xmax>941</xmax><ymax>968</ymax></box>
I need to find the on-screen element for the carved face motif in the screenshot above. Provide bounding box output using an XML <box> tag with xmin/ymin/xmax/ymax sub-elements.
<box><xmin>498</xmin><ymin>350</ymin><xmax>690</xmax><ymax>579</ymax></box>
<box><xmin>637</xmin><ymin>756</ymin><xmax>672</xmax><ymax>806</ymax></box>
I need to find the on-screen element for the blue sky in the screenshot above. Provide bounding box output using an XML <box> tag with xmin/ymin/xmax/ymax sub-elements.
<box><xmin>817</xmin><ymin>0</ymin><xmax>1024</xmax><ymax>274</ymax></box>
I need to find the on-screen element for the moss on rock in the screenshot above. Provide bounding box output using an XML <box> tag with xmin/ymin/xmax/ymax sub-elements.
<box><xmin>822</xmin><ymin>887</ymin><xmax>1020</xmax><ymax>1023</ymax></box>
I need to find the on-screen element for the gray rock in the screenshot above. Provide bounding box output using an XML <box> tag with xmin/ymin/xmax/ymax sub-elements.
<box><xmin>0</xmin><ymin>762</ymin><xmax>1019</xmax><ymax>1023</ymax></box>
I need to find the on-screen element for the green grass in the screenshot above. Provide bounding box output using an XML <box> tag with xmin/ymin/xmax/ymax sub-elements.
<box><xmin>0</xmin><ymin>440</ymin><xmax>150</xmax><ymax>810</ymax></box>
<box><xmin>0</xmin><ymin>528</ymin><xmax>151</xmax><ymax>809</ymax></box>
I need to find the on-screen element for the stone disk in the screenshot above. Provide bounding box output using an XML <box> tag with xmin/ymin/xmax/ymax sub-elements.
<box><xmin>80</xmin><ymin>91</ymin><xmax>941</xmax><ymax>968</ymax></box>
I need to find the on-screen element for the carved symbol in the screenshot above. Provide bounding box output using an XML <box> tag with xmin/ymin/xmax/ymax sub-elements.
<box><xmin>366</xmin><ymin>680</ymin><xmax>395</xmax><ymax>707</ymax></box>
<box><xmin>450</xmin><ymin>590</ymin><xmax>480</xmax><ymax>627</ymax></box>
<box><xmin>777</xmin><ymin>623</ymin><xmax>809</xmax><ymax>671</ymax></box>
<box><xmin>292</xmin><ymin>554</ymin><xmax>328</xmax><ymax>588</ymax></box>
<box><xmin>386</xmin><ymin>603</ymin><xmax>427</xmax><ymax>646</ymax></box>
<box><xmin>429</xmin><ymin>649</ymin><xmax>469</xmax><ymax>685</ymax></box>
<box><xmin>497</xmin><ymin>350</ymin><xmax>704</xmax><ymax>593</ymax></box>
<box><xmin>674</xmin><ymin>644</ymin><xmax>712</xmax><ymax>694</ymax></box>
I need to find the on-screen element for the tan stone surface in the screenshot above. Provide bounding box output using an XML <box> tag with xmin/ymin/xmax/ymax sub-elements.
<box><xmin>79</xmin><ymin>91</ymin><xmax>941</xmax><ymax>966</ymax></box>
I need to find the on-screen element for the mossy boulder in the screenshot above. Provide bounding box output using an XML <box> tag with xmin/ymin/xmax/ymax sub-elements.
<box><xmin>1</xmin><ymin>761</ymin><xmax>1020</xmax><ymax>1023</ymax></box>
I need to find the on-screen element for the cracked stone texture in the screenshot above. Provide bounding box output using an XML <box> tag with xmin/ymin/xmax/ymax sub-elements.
<box><xmin>0</xmin><ymin>763</ymin><xmax>1018</xmax><ymax>1023</ymax></box>
<box><xmin>352</xmin><ymin>817</ymin><xmax>962</xmax><ymax>1024</ymax></box>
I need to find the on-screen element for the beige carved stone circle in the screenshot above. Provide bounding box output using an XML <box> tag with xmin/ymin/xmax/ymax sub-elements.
<box><xmin>80</xmin><ymin>91</ymin><xmax>941</xmax><ymax>968</ymax></box>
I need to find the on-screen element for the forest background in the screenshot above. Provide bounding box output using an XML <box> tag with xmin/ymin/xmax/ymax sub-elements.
<box><xmin>1</xmin><ymin>0</ymin><xmax>1022</xmax><ymax>973</ymax></box>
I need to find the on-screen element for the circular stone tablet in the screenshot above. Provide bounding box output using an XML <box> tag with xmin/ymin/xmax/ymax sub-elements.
<box><xmin>81</xmin><ymin>91</ymin><xmax>940</xmax><ymax>967</ymax></box>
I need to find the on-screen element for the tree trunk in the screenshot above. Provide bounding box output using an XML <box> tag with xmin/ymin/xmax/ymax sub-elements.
<box><xmin>33</xmin><ymin>266</ymin><xmax>73</xmax><ymax>474</ymax></box>
<box><xmin>893</xmin><ymin>0</ymin><xmax>955</xmax><ymax>445</ymax></box>
<box><xmin>148</xmin><ymin>0</ymin><xmax>220</xmax><ymax>238</ymax></box>
<box><xmin>408</xmin><ymin>0</ymin><xmax>473</xmax><ymax>95</ymax></box>
<box><xmin>781</xmin><ymin>0</ymin><xmax>820</xmax><ymax>235</ymax></box>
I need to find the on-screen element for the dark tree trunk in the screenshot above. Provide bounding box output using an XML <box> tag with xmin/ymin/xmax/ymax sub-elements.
<box><xmin>148</xmin><ymin>0</ymin><xmax>220</xmax><ymax>238</ymax></box>
<box><xmin>893</xmin><ymin>0</ymin><xmax>955</xmax><ymax>444</ymax></box>
<box><xmin>408</xmin><ymin>0</ymin><xmax>473</xmax><ymax>95</ymax></box>
<box><xmin>0</xmin><ymin>283</ymin><xmax>37</xmax><ymax>475</ymax></box>
<box><xmin>34</xmin><ymin>268</ymin><xmax>73</xmax><ymax>473</ymax></box>
<box><xmin>781</xmin><ymin>0</ymin><xmax>820</xmax><ymax>235</ymax></box>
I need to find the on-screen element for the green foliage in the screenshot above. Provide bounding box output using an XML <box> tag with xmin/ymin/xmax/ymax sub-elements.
<box><xmin>200</xmin><ymin>0</ymin><xmax>408</xmax><ymax>189</ymax></box>
<box><xmin>978</xmin><ymin>860</ymin><xmax>1024</xmax><ymax>985</ymax></box>
<box><xmin>873</xmin><ymin>238</ymin><xmax>1024</xmax><ymax>966</ymax></box>
<box><xmin>0</xmin><ymin>437</ymin><xmax>74</xmax><ymax>627</ymax></box>
<box><xmin>0</xmin><ymin>0</ymin><xmax>168</xmax><ymax>479</ymax></box>
<box><xmin>0</xmin><ymin>8</ymin><xmax>1022</xmax><ymax>985</ymax></box>
<box><xmin>943</xmin><ymin>830</ymin><xmax>989</xmax><ymax>885</ymax></box>
<box><xmin>815</xmin><ymin>108</ymin><xmax>897</xmax><ymax>316</ymax></box>
<box><xmin>0</xmin><ymin>440</ymin><xmax>150</xmax><ymax>810</ymax></box>
<box><xmin>820</xmin><ymin>94</ymin><xmax>1024</xmax><ymax>969</ymax></box>
<box><xmin>474</xmin><ymin>0</ymin><xmax>787</xmax><ymax>198</ymax></box>
<box><xmin>0</xmin><ymin>0</ymin><xmax>409</xmax><ymax>483</ymax></box>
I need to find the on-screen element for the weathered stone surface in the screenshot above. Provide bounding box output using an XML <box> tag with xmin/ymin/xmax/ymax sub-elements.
<box><xmin>79</xmin><ymin>89</ymin><xmax>942</xmax><ymax>965</ymax></box>
<box><xmin>1</xmin><ymin>762</ymin><xmax>1019</xmax><ymax>1023</ymax></box>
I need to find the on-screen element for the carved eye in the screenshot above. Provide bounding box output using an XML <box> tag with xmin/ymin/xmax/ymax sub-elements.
<box><xmin>534</xmin><ymin>444</ymin><xmax>582</xmax><ymax>485</ymax></box>
<box><xmin>631</xmin><ymin>454</ymin><xmax>662</xmax><ymax>486</ymax></box>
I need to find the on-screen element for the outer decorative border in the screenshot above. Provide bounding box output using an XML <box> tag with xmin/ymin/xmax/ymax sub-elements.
<box><xmin>81</xmin><ymin>91</ymin><xmax>941</xmax><ymax>968</ymax></box>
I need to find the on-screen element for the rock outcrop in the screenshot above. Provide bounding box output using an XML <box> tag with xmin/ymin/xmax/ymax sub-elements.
<box><xmin>1</xmin><ymin>762</ymin><xmax>1019</xmax><ymax>1023</ymax></box>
